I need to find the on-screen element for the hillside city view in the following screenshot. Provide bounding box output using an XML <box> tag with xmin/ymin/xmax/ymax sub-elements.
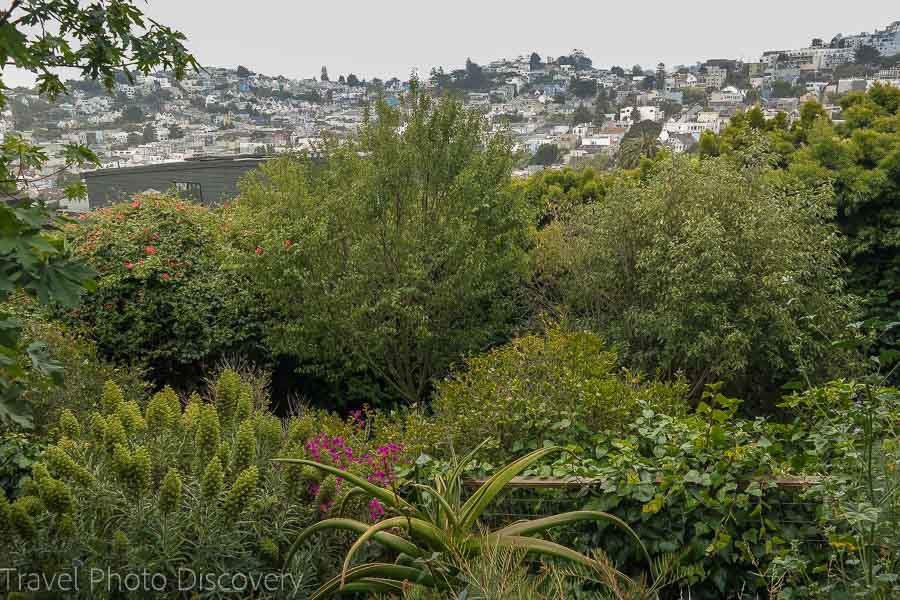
<box><xmin>1</xmin><ymin>2</ymin><xmax>900</xmax><ymax>599</ymax></box>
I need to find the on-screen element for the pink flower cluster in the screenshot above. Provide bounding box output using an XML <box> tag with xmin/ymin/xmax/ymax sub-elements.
<box><xmin>304</xmin><ymin>433</ymin><xmax>405</xmax><ymax>520</ymax></box>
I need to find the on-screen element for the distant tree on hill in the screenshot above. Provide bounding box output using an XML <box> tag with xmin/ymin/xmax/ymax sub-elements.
<box><xmin>320</xmin><ymin>66</ymin><xmax>329</xmax><ymax>82</ymax></box>
<box><xmin>531</xmin><ymin>143</ymin><xmax>561</xmax><ymax>166</ymax></box>
<box><xmin>168</xmin><ymin>124</ymin><xmax>185</xmax><ymax>139</ymax></box>
<box><xmin>610</xmin><ymin>66</ymin><xmax>625</xmax><ymax>77</ymax></box>
<box><xmin>142</xmin><ymin>124</ymin><xmax>157</xmax><ymax>143</ymax></box>
<box><xmin>465</xmin><ymin>58</ymin><xmax>488</xmax><ymax>90</ymax></box>
<box><xmin>855</xmin><ymin>44</ymin><xmax>881</xmax><ymax>65</ymax></box>
<box><xmin>571</xmin><ymin>78</ymin><xmax>598</xmax><ymax>99</ymax></box>
<box><xmin>660</xmin><ymin>101</ymin><xmax>683</xmax><ymax>119</ymax></box>
<box><xmin>121</xmin><ymin>105</ymin><xmax>144</xmax><ymax>123</ymax></box>
<box><xmin>572</xmin><ymin>104</ymin><xmax>592</xmax><ymax>126</ymax></box>
<box><xmin>632</xmin><ymin>64</ymin><xmax>644</xmax><ymax>76</ymax></box>
<box><xmin>347</xmin><ymin>73</ymin><xmax>360</xmax><ymax>86</ymax></box>
<box><xmin>236</xmin><ymin>65</ymin><xmax>251</xmax><ymax>77</ymax></box>
<box><xmin>682</xmin><ymin>87</ymin><xmax>708</xmax><ymax>107</ymax></box>
<box><xmin>530</xmin><ymin>52</ymin><xmax>543</xmax><ymax>71</ymax></box>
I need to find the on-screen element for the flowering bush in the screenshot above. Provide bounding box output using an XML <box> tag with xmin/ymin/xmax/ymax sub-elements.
<box><xmin>63</xmin><ymin>195</ymin><xmax>268</xmax><ymax>385</ymax></box>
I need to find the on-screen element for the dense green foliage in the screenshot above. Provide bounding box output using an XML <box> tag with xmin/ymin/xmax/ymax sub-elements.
<box><xmin>431</xmin><ymin>327</ymin><xmax>687</xmax><ymax>460</ymax></box>
<box><xmin>534</xmin><ymin>150</ymin><xmax>856</xmax><ymax>401</ymax></box>
<box><xmin>231</xmin><ymin>86</ymin><xmax>533</xmax><ymax>405</ymax></box>
<box><xmin>0</xmin><ymin>0</ymin><xmax>198</xmax><ymax>426</ymax></box>
<box><xmin>0</xmin><ymin>205</ymin><xmax>94</xmax><ymax>427</ymax></box>
<box><xmin>519</xmin><ymin>166</ymin><xmax>615</xmax><ymax>226</ymax></box>
<box><xmin>64</xmin><ymin>196</ymin><xmax>267</xmax><ymax>384</ymax></box>
<box><xmin>705</xmin><ymin>87</ymin><xmax>900</xmax><ymax>366</ymax></box>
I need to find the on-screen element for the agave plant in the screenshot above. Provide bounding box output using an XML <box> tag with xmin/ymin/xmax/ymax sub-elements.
<box><xmin>275</xmin><ymin>443</ymin><xmax>653</xmax><ymax>598</ymax></box>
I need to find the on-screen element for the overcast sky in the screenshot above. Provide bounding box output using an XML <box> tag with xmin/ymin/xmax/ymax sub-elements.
<box><xmin>4</xmin><ymin>1</ymin><xmax>899</xmax><ymax>86</ymax></box>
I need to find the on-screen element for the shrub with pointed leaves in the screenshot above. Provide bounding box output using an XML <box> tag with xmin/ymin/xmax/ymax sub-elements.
<box><xmin>276</xmin><ymin>444</ymin><xmax>653</xmax><ymax>599</ymax></box>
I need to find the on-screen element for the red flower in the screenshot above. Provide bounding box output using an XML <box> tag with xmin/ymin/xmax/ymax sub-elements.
<box><xmin>161</xmin><ymin>273</ymin><xmax>170</xmax><ymax>281</ymax></box>
<box><xmin>144</xmin><ymin>246</ymin><xmax>157</xmax><ymax>255</ymax></box>
<box><xmin>255</xmin><ymin>246</ymin><xmax>264</xmax><ymax>255</ymax></box>
<box><xmin>131</xmin><ymin>200</ymin><xmax>141</xmax><ymax>209</ymax></box>
<box><xmin>124</xmin><ymin>262</ymin><xmax>135</xmax><ymax>270</ymax></box>
<box><xmin>283</xmin><ymin>239</ymin><xmax>293</xmax><ymax>249</ymax></box>
<box><xmin>103</xmin><ymin>303</ymin><xmax>114</xmax><ymax>310</ymax></box>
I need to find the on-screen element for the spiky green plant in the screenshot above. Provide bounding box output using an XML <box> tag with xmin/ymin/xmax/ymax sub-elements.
<box><xmin>276</xmin><ymin>443</ymin><xmax>653</xmax><ymax>599</ymax></box>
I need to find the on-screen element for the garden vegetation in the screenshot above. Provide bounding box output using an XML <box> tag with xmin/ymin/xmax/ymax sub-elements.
<box><xmin>1</xmin><ymin>11</ymin><xmax>899</xmax><ymax>595</ymax></box>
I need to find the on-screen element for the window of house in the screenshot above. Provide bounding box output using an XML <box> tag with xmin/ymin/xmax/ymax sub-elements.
<box><xmin>173</xmin><ymin>181</ymin><xmax>202</xmax><ymax>202</ymax></box>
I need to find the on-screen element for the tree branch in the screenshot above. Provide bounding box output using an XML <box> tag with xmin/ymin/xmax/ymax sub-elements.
<box><xmin>0</xmin><ymin>0</ymin><xmax>23</xmax><ymax>28</ymax></box>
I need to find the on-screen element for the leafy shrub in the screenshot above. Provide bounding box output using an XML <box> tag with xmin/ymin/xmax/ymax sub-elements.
<box><xmin>0</xmin><ymin>371</ymin><xmax>327</xmax><ymax>598</ymax></box>
<box><xmin>775</xmin><ymin>381</ymin><xmax>900</xmax><ymax>598</ymax></box>
<box><xmin>230</xmin><ymin>84</ymin><xmax>533</xmax><ymax>406</ymax></box>
<box><xmin>0</xmin><ymin>432</ymin><xmax>44</xmax><ymax>497</ymax></box>
<box><xmin>534</xmin><ymin>149</ymin><xmax>858</xmax><ymax>403</ymax></box>
<box><xmin>537</xmin><ymin>388</ymin><xmax>816</xmax><ymax>599</ymax></box>
<box><xmin>518</xmin><ymin>167</ymin><xmax>615</xmax><ymax>227</ymax></box>
<box><xmin>64</xmin><ymin>195</ymin><xmax>268</xmax><ymax>385</ymax></box>
<box><xmin>430</xmin><ymin>326</ymin><xmax>688</xmax><ymax>459</ymax></box>
<box><xmin>14</xmin><ymin>305</ymin><xmax>148</xmax><ymax>435</ymax></box>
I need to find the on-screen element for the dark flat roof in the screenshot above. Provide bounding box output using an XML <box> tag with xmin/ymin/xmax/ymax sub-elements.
<box><xmin>82</xmin><ymin>155</ymin><xmax>271</xmax><ymax>179</ymax></box>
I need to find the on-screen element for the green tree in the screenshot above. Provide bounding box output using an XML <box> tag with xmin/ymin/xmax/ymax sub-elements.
<box><xmin>346</xmin><ymin>73</ymin><xmax>360</xmax><ymax>86</ymax></box>
<box><xmin>529</xmin><ymin>52</ymin><xmax>542</xmax><ymax>71</ymax></box>
<box><xmin>141</xmin><ymin>123</ymin><xmax>157</xmax><ymax>143</ymax></box>
<box><xmin>0</xmin><ymin>0</ymin><xmax>197</xmax><ymax>427</ymax></box>
<box><xmin>536</xmin><ymin>148</ymin><xmax>856</xmax><ymax>404</ymax></box>
<box><xmin>167</xmin><ymin>123</ymin><xmax>184</xmax><ymax>139</ymax></box>
<box><xmin>682</xmin><ymin>87</ymin><xmax>708</xmax><ymax>107</ymax></box>
<box><xmin>617</xmin><ymin>121</ymin><xmax>662</xmax><ymax>169</ymax></box>
<box><xmin>855</xmin><ymin>44</ymin><xmax>881</xmax><ymax>66</ymax></box>
<box><xmin>572</xmin><ymin>104</ymin><xmax>592</xmax><ymax>126</ymax></box>
<box><xmin>531</xmin><ymin>143</ymin><xmax>560</xmax><ymax>166</ymax></box>
<box><xmin>698</xmin><ymin>130</ymin><xmax>720</xmax><ymax>157</ymax></box>
<box><xmin>120</xmin><ymin>104</ymin><xmax>143</xmax><ymax>123</ymax></box>
<box><xmin>570</xmin><ymin>78</ymin><xmax>598</xmax><ymax>99</ymax></box>
<box><xmin>232</xmin><ymin>82</ymin><xmax>533</xmax><ymax>405</ymax></box>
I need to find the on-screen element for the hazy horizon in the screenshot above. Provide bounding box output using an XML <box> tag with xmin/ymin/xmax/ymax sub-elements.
<box><xmin>3</xmin><ymin>1</ymin><xmax>898</xmax><ymax>87</ymax></box>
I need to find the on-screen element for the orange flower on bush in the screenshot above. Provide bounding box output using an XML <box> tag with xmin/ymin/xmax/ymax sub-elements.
<box><xmin>124</xmin><ymin>262</ymin><xmax>134</xmax><ymax>270</ymax></box>
<box><xmin>255</xmin><ymin>246</ymin><xmax>263</xmax><ymax>255</ymax></box>
<box><xmin>161</xmin><ymin>273</ymin><xmax>170</xmax><ymax>281</ymax></box>
<box><xmin>144</xmin><ymin>246</ymin><xmax>157</xmax><ymax>255</ymax></box>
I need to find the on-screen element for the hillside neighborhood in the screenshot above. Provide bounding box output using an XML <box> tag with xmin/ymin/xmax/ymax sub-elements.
<box><xmin>4</xmin><ymin>19</ymin><xmax>900</xmax><ymax>210</ymax></box>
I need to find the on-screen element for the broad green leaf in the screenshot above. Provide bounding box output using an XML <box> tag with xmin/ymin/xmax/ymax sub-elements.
<box><xmin>282</xmin><ymin>517</ymin><xmax>421</xmax><ymax>570</ymax></box>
